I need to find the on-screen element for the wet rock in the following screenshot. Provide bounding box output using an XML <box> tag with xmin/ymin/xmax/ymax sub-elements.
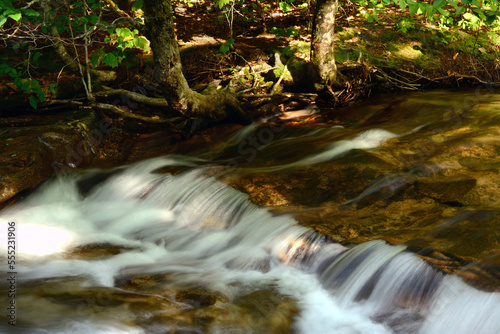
<box><xmin>414</xmin><ymin>176</ymin><xmax>477</xmax><ymax>203</ymax></box>
<box><xmin>458</xmin><ymin>253</ymin><xmax>500</xmax><ymax>293</ymax></box>
<box><xmin>66</xmin><ymin>243</ymin><xmax>136</xmax><ymax>260</ymax></box>
<box><xmin>175</xmin><ymin>288</ymin><xmax>219</xmax><ymax>308</ymax></box>
<box><xmin>223</xmin><ymin>149</ymin><xmax>397</xmax><ymax>208</ymax></box>
<box><xmin>220</xmin><ymin>289</ymin><xmax>299</xmax><ymax>334</ymax></box>
<box><xmin>0</xmin><ymin>110</ymin><xmax>101</xmax><ymax>204</ymax></box>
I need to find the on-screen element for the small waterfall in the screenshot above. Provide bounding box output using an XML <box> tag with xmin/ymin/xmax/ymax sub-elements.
<box><xmin>1</xmin><ymin>155</ymin><xmax>499</xmax><ymax>333</ymax></box>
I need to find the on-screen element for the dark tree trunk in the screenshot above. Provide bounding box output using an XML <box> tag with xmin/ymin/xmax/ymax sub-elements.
<box><xmin>311</xmin><ymin>0</ymin><xmax>338</xmax><ymax>85</ymax></box>
<box><xmin>142</xmin><ymin>0</ymin><xmax>244</xmax><ymax>122</ymax></box>
<box><xmin>117</xmin><ymin>0</ymin><xmax>132</xmax><ymax>12</ymax></box>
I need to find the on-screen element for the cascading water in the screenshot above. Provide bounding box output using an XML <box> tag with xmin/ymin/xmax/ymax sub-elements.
<box><xmin>1</xmin><ymin>154</ymin><xmax>499</xmax><ymax>333</ymax></box>
<box><xmin>2</xmin><ymin>91</ymin><xmax>500</xmax><ymax>334</ymax></box>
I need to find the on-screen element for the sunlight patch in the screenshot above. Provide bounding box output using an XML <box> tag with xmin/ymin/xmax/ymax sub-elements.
<box><xmin>18</xmin><ymin>224</ymin><xmax>74</xmax><ymax>257</ymax></box>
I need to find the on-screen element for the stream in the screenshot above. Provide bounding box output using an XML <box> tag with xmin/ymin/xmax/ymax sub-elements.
<box><xmin>1</xmin><ymin>89</ymin><xmax>500</xmax><ymax>333</ymax></box>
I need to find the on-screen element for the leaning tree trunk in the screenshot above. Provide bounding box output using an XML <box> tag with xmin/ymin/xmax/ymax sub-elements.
<box><xmin>142</xmin><ymin>0</ymin><xmax>243</xmax><ymax>122</ymax></box>
<box><xmin>311</xmin><ymin>0</ymin><xmax>338</xmax><ymax>85</ymax></box>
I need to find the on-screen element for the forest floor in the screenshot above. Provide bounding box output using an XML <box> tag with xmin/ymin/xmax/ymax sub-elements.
<box><xmin>1</xmin><ymin>1</ymin><xmax>499</xmax><ymax>114</ymax></box>
<box><xmin>172</xmin><ymin>1</ymin><xmax>500</xmax><ymax>90</ymax></box>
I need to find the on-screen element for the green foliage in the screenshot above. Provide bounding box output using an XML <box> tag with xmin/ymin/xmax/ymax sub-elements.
<box><xmin>219</xmin><ymin>38</ymin><xmax>235</xmax><ymax>54</ymax></box>
<box><xmin>349</xmin><ymin>0</ymin><xmax>500</xmax><ymax>31</ymax></box>
<box><xmin>279</xmin><ymin>0</ymin><xmax>294</xmax><ymax>13</ymax></box>
<box><xmin>107</xmin><ymin>27</ymin><xmax>150</xmax><ymax>52</ymax></box>
<box><xmin>0</xmin><ymin>0</ymin><xmax>154</xmax><ymax>108</ymax></box>
<box><xmin>216</xmin><ymin>0</ymin><xmax>233</xmax><ymax>9</ymax></box>
<box><xmin>132</xmin><ymin>0</ymin><xmax>143</xmax><ymax>10</ymax></box>
<box><xmin>271</xmin><ymin>26</ymin><xmax>298</xmax><ymax>38</ymax></box>
<box><xmin>395</xmin><ymin>17</ymin><xmax>415</xmax><ymax>33</ymax></box>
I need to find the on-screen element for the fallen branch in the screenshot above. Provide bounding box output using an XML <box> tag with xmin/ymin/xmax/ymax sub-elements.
<box><xmin>94</xmin><ymin>88</ymin><xmax>169</xmax><ymax>107</ymax></box>
<box><xmin>94</xmin><ymin>103</ymin><xmax>168</xmax><ymax>123</ymax></box>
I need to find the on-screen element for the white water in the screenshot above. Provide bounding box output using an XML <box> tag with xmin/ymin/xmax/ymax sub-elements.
<box><xmin>1</xmin><ymin>133</ymin><xmax>499</xmax><ymax>333</ymax></box>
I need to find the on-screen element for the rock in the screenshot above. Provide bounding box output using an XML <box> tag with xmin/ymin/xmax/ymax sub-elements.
<box><xmin>0</xmin><ymin>110</ymin><xmax>98</xmax><ymax>205</ymax></box>
<box><xmin>175</xmin><ymin>288</ymin><xmax>219</xmax><ymax>308</ymax></box>
<box><xmin>414</xmin><ymin>176</ymin><xmax>477</xmax><ymax>203</ymax></box>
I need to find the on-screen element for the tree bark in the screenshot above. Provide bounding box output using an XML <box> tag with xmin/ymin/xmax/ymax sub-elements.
<box><xmin>311</xmin><ymin>0</ymin><xmax>338</xmax><ymax>85</ymax></box>
<box><xmin>142</xmin><ymin>0</ymin><xmax>245</xmax><ymax>122</ymax></box>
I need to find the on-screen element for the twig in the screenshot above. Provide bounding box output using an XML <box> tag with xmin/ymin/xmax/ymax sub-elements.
<box><xmin>234</xmin><ymin>53</ymin><xmax>258</xmax><ymax>88</ymax></box>
<box><xmin>376</xmin><ymin>68</ymin><xmax>420</xmax><ymax>90</ymax></box>
<box><xmin>432</xmin><ymin>73</ymin><xmax>500</xmax><ymax>85</ymax></box>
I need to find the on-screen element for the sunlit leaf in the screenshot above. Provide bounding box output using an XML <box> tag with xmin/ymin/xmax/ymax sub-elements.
<box><xmin>398</xmin><ymin>0</ymin><xmax>406</xmax><ymax>10</ymax></box>
<box><xmin>216</xmin><ymin>0</ymin><xmax>232</xmax><ymax>9</ymax></box>
<box><xmin>8</xmin><ymin>12</ymin><xmax>21</xmax><ymax>22</ymax></box>
<box><xmin>279</xmin><ymin>1</ymin><xmax>292</xmax><ymax>12</ymax></box>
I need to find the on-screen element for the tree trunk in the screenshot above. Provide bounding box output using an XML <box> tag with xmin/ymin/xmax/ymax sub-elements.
<box><xmin>311</xmin><ymin>0</ymin><xmax>338</xmax><ymax>85</ymax></box>
<box><xmin>142</xmin><ymin>0</ymin><xmax>244</xmax><ymax>122</ymax></box>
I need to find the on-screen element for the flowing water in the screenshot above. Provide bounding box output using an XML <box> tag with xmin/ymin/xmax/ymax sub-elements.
<box><xmin>1</xmin><ymin>89</ymin><xmax>500</xmax><ymax>333</ymax></box>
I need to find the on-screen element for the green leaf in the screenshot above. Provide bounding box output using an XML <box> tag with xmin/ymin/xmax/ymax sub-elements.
<box><xmin>433</xmin><ymin>0</ymin><xmax>446</xmax><ymax>9</ymax></box>
<box><xmin>29</xmin><ymin>95</ymin><xmax>38</xmax><ymax>109</ymax></box>
<box><xmin>49</xmin><ymin>83</ymin><xmax>57</xmax><ymax>94</ymax></box>
<box><xmin>22</xmin><ymin>8</ymin><xmax>40</xmax><ymax>17</ymax></box>
<box><xmin>286</xmin><ymin>27</ymin><xmax>298</xmax><ymax>37</ymax></box>
<box><xmin>463</xmin><ymin>12</ymin><xmax>474</xmax><ymax>20</ymax></box>
<box><xmin>279</xmin><ymin>1</ymin><xmax>292</xmax><ymax>12</ymax></box>
<box><xmin>456</xmin><ymin>6</ymin><xmax>465</xmax><ymax>14</ymax></box>
<box><xmin>8</xmin><ymin>12</ymin><xmax>21</xmax><ymax>22</ymax></box>
<box><xmin>216</xmin><ymin>0</ymin><xmax>232</xmax><ymax>9</ymax></box>
<box><xmin>398</xmin><ymin>0</ymin><xmax>406</xmax><ymax>10</ymax></box>
<box><xmin>37</xmin><ymin>89</ymin><xmax>46</xmax><ymax>102</ymax></box>
<box><xmin>132</xmin><ymin>0</ymin><xmax>143</xmax><ymax>10</ymax></box>
<box><xmin>437</xmin><ymin>8</ymin><xmax>449</xmax><ymax>16</ymax></box>
<box><xmin>88</xmin><ymin>14</ymin><xmax>99</xmax><ymax>25</ymax></box>
<box><xmin>90</xmin><ymin>53</ymin><xmax>101</xmax><ymax>68</ymax></box>
<box><xmin>426</xmin><ymin>5</ymin><xmax>435</xmax><ymax>17</ymax></box>
<box><xmin>220</xmin><ymin>44</ymin><xmax>230</xmax><ymax>54</ymax></box>
<box><xmin>0</xmin><ymin>17</ymin><xmax>7</xmax><ymax>27</ymax></box>
<box><xmin>102</xmin><ymin>53</ymin><xmax>119</xmax><ymax>68</ymax></box>
<box><xmin>133</xmin><ymin>36</ymin><xmax>150</xmax><ymax>51</ymax></box>
<box><xmin>21</xmin><ymin>80</ymin><xmax>30</xmax><ymax>91</ymax></box>
<box><xmin>409</xmin><ymin>2</ymin><xmax>419</xmax><ymax>15</ymax></box>
<box><xmin>271</xmin><ymin>26</ymin><xmax>285</xmax><ymax>37</ymax></box>
<box><xmin>32</xmin><ymin>52</ymin><xmax>43</xmax><ymax>63</ymax></box>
